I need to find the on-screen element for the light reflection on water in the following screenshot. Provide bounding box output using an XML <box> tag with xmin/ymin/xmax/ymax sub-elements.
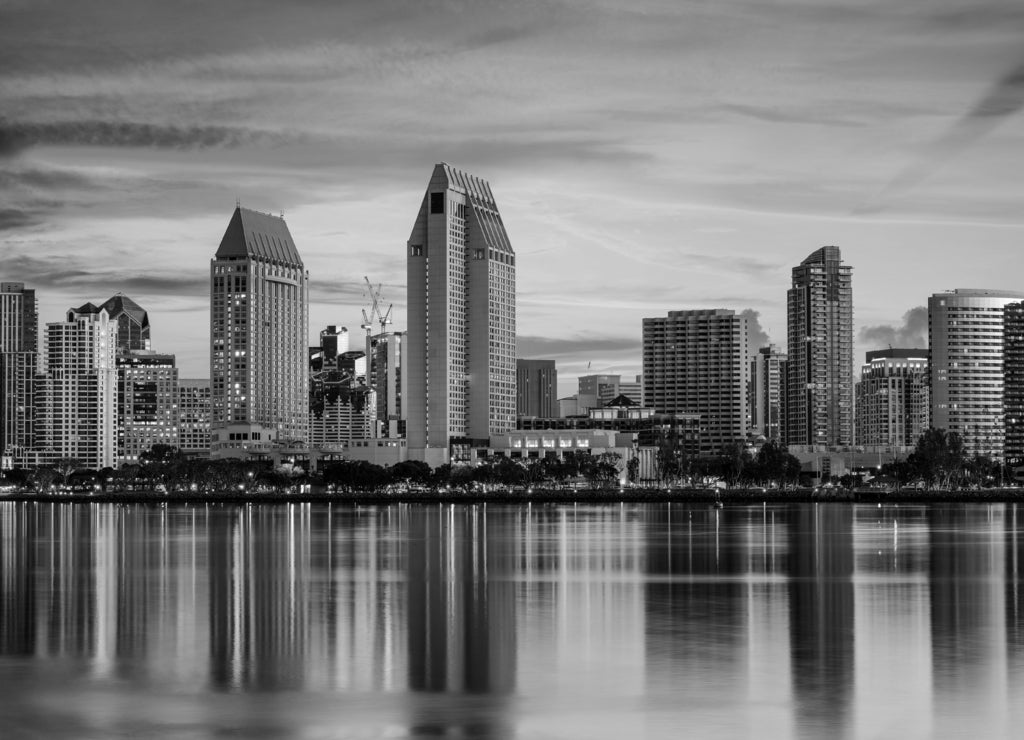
<box><xmin>2</xmin><ymin>501</ymin><xmax>1024</xmax><ymax>738</ymax></box>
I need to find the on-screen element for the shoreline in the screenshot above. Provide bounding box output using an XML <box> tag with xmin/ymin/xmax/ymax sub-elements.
<box><xmin>3</xmin><ymin>487</ymin><xmax>1024</xmax><ymax>505</ymax></box>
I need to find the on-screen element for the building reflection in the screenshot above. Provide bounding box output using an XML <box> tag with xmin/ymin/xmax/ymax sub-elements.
<box><xmin>929</xmin><ymin>505</ymin><xmax>1008</xmax><ymax>735</ymax></box>
<box><xmin>406</xmin><ymin>504</ymin><xmax>516</xmax><ymax>736</ymax></box>
<box><xmin>0</xmin><ymin>502</ymin><xmax>35</xmax><ymax>655</ymax></box>
<box><xmin>787</xmin><ymin>504</ymin><xmax>855</xmax><ymax>738</ymax></box>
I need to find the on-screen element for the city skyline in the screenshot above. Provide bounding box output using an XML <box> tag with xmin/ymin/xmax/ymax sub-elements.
<box><xmin>3</xmin><ymin>2</ymin><xmax>1024</xmax><ymax>396</ymax></box>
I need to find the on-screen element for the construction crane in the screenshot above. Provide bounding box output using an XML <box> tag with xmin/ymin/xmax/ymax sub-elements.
<box><xmin>361</xmin><ymin>276</ymin><xmax>393</xmax><ymax>337</ymax></box>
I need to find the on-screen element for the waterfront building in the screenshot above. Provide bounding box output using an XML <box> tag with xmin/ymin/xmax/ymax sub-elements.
<box><xmin>1006</xmin><ymin>303</ymin><xmax>1024</xmax><ymax>466</ymax></box>
<box><xmin>517</xmin><ymin>359</ymin><xmax>557</xmax><ymax>418</ymax></box>
<box><xmin>366</xmin><ymin>330</ymin><xmax>406</xmax><ymax>438</ymax></box>
<box><xmin>406</xmin><ymin>163</ymin><xmax>516</xmax><ymax>465</ymax></box>
<box><xmin>750</xmin><ymin>345</ymin><xmax>787</xmax><ymax>443</ymax></box>
<box><xmin>854</xmin><ymin>349</ymin><xmax>929</xmax><ymax>447</ymax></box>
<box><xmin>642</xmin><ymin>308</ymin><xmax>749</xmax><ymax>455</ymax></box>
<box><xmin>177</xmin><ymin>379</ymin><xmax>211</xmax><ymax>456</ymax></box>
<box><xmin>929</xmin><ymin>289</ymin><xmax>1024</xmax><ymax>462</ymax></box>
<box><xmin>210</xmin><ymin>207</ymin><xmax>309</xmax><ymax>457</ymax></box>
<box><xmin>35</xmin><ymin>305</ymin><xmax>117</xmax><ymax>470</ymax></box>
<box><xmin>786</xmin><ymin>246</ymin><xmax>854</xmax><ymax>448</ymax></box>
<box><xmin>0</xmin><ymin>282</ymin><xmax>37</xmax><ymax>468</ymax></box>
<box><xmin>116</xmin><ymin>351</ymin><xmax>178</xmax><ymax>466</ymax></box>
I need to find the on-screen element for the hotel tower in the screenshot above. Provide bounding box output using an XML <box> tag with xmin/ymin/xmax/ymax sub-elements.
<box><xmin>406</xmin><ymin>164</ymin><xmax>516</xmax><ymax>464</ymax></box>
<box><xmin>210</xmin><ymin>207</ymin><xmax>309</xmax><ymax>456</ymax></box>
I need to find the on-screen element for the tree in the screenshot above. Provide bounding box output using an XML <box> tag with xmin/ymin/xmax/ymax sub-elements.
<box><xmin>908</xmin><ymin>428</ymin><xmax>967</xmax><ymax>489</ymax></box>
<box><xmin>53</xmin><ymin>457</ymin><xmax>82</xmax><ymax>487</ymax></box>
<box><xmin>627</xmin><ymin>455</ymin><xmax>639</xmax><ymax>485</ymax></box>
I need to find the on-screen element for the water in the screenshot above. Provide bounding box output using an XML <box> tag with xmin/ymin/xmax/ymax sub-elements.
<box><xmin>2</xmin><ymin>501</ymin><xmax>1023</xmax><ymax>738</ymax></box>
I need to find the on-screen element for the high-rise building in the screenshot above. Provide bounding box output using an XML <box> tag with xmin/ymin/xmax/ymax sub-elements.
<box><xmin>619</xmin><ymin>375</ymin><xmax>643</xmax><ymax>407</ymax></box>
<box><xmin>309</xmin><ymin>329</ymin><xmax>376</xmax><ymax>449</ymax></box>
<box><xmin>177</xmin><ymin>379</ymin><xmax>211</xmax><ymax>456</ymax></box>
<box><xmin>99</xmin><ymin>293</ymin><xmax>150</xmax><ymax>352</ymax></box>
<box><xmin>406</xmin><ymin>163</ymin><xmax>516</xmax><ymax>464</ymax></box>
<box><xmin>929</xmin><ymin>289</ymin><xmax>1024</xmax><ymax>461</ymax></box>
<box><xmin>578</xmin><ymin>374</ymin><xmax>620</xmax><ymax>413</ymax></box>
<box><xmin>1005</xmin><ymin>302</ymin><xmax>1024</xmax><ymax>466</ymax></box>
<box><xmin>210</xmin><ymin>206</ymin><xmax>309</xmax><ymax>456</ymax></box>
<box><xmin>854</xmin><ymin>349</ymin><xmax>929</xmax><ymax>448</ymax></box>
<box><xmin>642</xmin><ymin>309</ymin><xmax>749</xmax><ymax>455</ymax></box>
<box><xmin>35</xmin><ymin>305</ymin><xmax>117</xmax><ymax>469</ymax></box>
<box><xmin>367</xmin><ymin>331</ymin><xmax>406</xmax><ymax>437</ymax></box>
<box><xmin>517</xmin><ymin>359</ymin><xmax>557</xmax><ymax>418</ymax></box>
<box><xmin>0</xmin><ymin>282</ymin><xmax>37</xmax><ymax>467</ymax></box>
<box><xmin>786</xmin><ymin>246</ymin><xmax>853</xmax><ymax>449</ymax></box>
<box><xmin>750</xmin><ymin>344</ymin><xmax>787</xmax><ymax>443</ymax></box>
<box><xmin>116</xmin><ymin>351</ymin><xmax>178</xmax><ymax>466</ymax></box>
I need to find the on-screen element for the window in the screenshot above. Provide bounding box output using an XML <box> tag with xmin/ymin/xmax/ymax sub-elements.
<box><xmin>430</xmin><ymin>193</ymin><xmax>445</xmax><ymax>214</ymax></box>
<box><xmin>410</xmin><ymin>244</ymin><xmax>423</xmax><ymax>257</ymax></box>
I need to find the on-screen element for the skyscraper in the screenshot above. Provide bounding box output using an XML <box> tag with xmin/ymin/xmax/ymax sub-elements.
<box><xmin>786</xmin><ymin>246</ymin><xmax>853</xmax><ymax>448</ymax></box>
<box><xmin>517</xmin><ymin>359</ymin><xmax>557</xmax><ymax>418</ymax></box>
<box><xmin>750</xmin><ymin>344</ymin><xmax>787</xmax><ymax>443</ymax></box>
<box><xmin>116</xmin><ymin>351</ymin><xmax>179</xmax><ymax>465</ymax></box>
<box><xmin>366</xmin><ymin>330</ymin><xmax>406</xmax><ymax>437</ymax></box>
<box><xmin>854</xmin><ymin>349</ymin><xmax>929</xmax><ymax>448</ymax></box>
<box><xmin>0</xmin><ymin>282</ymin><xmax>37</xmax><ymax>467</ymax></box>
<box><xmin>177</xmin><ymin>379</ymin><xmax>211</xmax><ymax>456</ymax></box>
<box><xmin>36</xmin><ymin>305</ymin><xmax>117</xmax><ymax>469</ymax></box>
<box><xmin>642</xmin><ymin>309</ymin><xmax>749</xmax><ymax>455</ymax></box>
<box><xmin>210</xmin><ymin>207</ymin><xmax>309</xmax><ymax>457</ymax></box>
<box><xmin>1005</xmin><ymin>302</ymin><xmax>1024</xmax><ymax>466</ymax></box>
<box><xmin>929</xmin><ymin>289</ymin><xmax>1024</xmax><ymax>461</ymax></box>
<box><xmin>406</xmin><ymin>164</ymin><xmax>516</xmax><ymax>464</ymax></box>
<box><xmin>98</xmin><ymin>293</ymin><xmax>150</xmax><ymax>351</ymax></box>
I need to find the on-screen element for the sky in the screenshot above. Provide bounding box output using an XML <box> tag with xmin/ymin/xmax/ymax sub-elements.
<box><xmin>3</xmin><ymin>0</ymin><xmax>1023</xmax><ymax>398</ymax></box>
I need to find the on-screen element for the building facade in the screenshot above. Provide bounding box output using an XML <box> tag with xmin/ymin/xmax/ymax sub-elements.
<box><xmin>642</xmin><ymin>308</ymin><xmax>749</xmax><ymax>455</ymax></box>
<box><xmin>406</xmin><ymin>163</ymin><xmax>516</xmax><ymax>464</ymax></box>
<box><xmin>577</xmin><ymin>374</ymin><xmax>620</xmax><ymax>413</ymax></box>
<box><xmin>1005</xmin><ymin>303</ymin><xmax>1024</xmax><ymax>466</ymax></box>
<box><xmin>0</xmin><ymin>282</ymin><xmax>37</xmax><ymax>467</ymax></box>
<box><xmin>116</xmin><ymin>351</ymin><xmax>179</xmax><ymax>466</ymax></box>
<box><xmin>786</xmin><ymin>246</ymin><xmax>854</xmax><ymax>448</ymax></box>
<box><xmin>854</xmin><ymin>349</ymin><xmax>929</xmax><ymax>447</ymax></box>
<box><xmin>366</xmin><ymin>330</ymin><xmax>406</xmax><ymax>438</ymax></box>
<box><xmin>929</xmin><ymin>289</ymin><xmax>1024</xmax><ymax>462</ymax></box>
<box><xmin>177</xmin><ymin>379</ymin><xmax>211</xmax><ymax>456</ymax></box>
<box><xmin>210</xmin><ymin>207</ymin><xmax>309</xmax><ymax>456</ymax></box>
<box><xmin>750</xmin><ymin>344</ymin><xmax>787</xmax><ymax>443</ymax></box>
<box><xmin>35</xmin><ymin>306</ymin><xmax>117</xmax><ymax>470</ymax></box>
<box><xmin>516</xmin><ymin>359</ymin><xmax>557</xmax><ymax>418</ymax></box>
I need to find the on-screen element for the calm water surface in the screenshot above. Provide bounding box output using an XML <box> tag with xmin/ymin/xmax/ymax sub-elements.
<box><xmin>2</xmin><ymin>501</ymin><xmax>1024</xmax><ymax>738</ymax></box>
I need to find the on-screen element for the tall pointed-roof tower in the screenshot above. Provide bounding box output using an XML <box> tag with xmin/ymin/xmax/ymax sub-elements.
<box><xmin>210</xmin><ymin>206</ymin><xmax>309</xmax><ymax>455</ymax></box>
<box><xmin>406</xmin><ymin>164</ymin><xmax>516</xmax><ymax>464</ymax></box>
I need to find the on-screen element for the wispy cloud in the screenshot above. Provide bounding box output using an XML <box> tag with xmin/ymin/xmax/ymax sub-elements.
<box><xmin>857</xmin><ymin>54</ymin><xmax>1024</xmax><ymax>213</ymax></box>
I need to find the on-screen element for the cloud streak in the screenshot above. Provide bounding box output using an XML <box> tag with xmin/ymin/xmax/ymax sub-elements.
<box><xmin>0</xmin><ymin>119</ymin><xmax>290</xmax><ymax>157</ymax></box>
<box><xmin>857</xmin><ymin>54</ymin><xmax>1024</xmax><ymax>213</ymax></box>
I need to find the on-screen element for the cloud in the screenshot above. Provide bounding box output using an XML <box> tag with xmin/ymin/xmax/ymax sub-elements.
<box><xmin>0</xmin><ymin>119</ymin><xmax>289</xmax><ymax>157</ymax></box>
<box><xmin>858</xmin><ymin>306</ymin><xmax>928</xmax><ymax>349</ymax></box>
<box><xmin>517</xmin><ymin>334</ymin><xmax>641</xmax><ymax>360</ymax></box>
<box><xmin>857</xmin><ymin>54</ymin><xmax>1024</xmax><ymax>213</ymax></box>
<box><xmin>1</xmin><ymin>253</ymin><xmax>207</xmax><ymax>297</ymax></box>
<box><xmin>739</xmin><ymin>309</ymin><xmax>772</xmax><ymax>348</ymax></box>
